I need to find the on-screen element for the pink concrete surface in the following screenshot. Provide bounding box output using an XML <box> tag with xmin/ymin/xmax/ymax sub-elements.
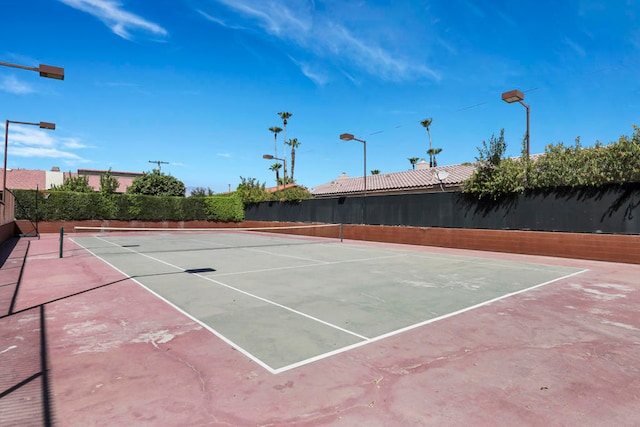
<box><xmin>8</xmin><ymin>233</ymin><xmax>640</xmax><ymax>426</ymax></box>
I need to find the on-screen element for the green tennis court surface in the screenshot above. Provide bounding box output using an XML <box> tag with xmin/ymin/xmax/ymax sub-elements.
<box><xmin>71</xmin><ymin>230</ymin><xmax>585</xmax><ymax>373</ymax></box>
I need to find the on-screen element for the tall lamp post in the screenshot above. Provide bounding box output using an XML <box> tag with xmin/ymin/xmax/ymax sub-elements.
<box><xmin>501</xmin><ymin>89</ymin><xmax>530</xmax><ymax>157</ymax></box>
<box><xmin>262</xmin><ymin>154</ymin><xmax>287</xmax><ymax>188</ymax></box>
<box><xmin>0</xmin><ymin>61</ymin><xmax>65</xmax><ymax>80</ymax></box>
<box><xmin>339</xmin><ymin>133</ymin><xmax>367</xmax><ymax>197</ymax></box>
<box><xmin>3</xmin><ymin>121</ymin><xmax>56</xmax><ymax>218</ymax></box>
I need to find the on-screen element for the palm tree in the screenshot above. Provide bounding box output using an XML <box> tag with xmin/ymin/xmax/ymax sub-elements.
<box><xmin>420</xmin><ymin>118</ymin><xmax>434</xmax><ymax>167</ymax></box>
<box><xmin>408</xmin><ymin>157</ymin><xmax>420</xmax><ymax>170</ymax></box>
<box><xmin>427</xmin><ymin>147</ymin><xmax>443</xmax><ymax>167</ymax></box>
<box><xmin>286</xmin><ymin>137</ymin><xmax>301</xmax><ymax>183</ymax></box>
<box><xmin>268</xmin><ymin>126</ymin><xmax>282</xmax><ymax>157</ymax></box>
<box><xmin>278</xmin><ymin>112</ymin><xmax>292</xmax><ymax>180</ymax></box>
<box><xmin>269</xmin><ymin>163</ymin><xmax>282</xmax><ymax>186</ymax></box>
<box><xmin>370</xmin><ymin>169</ymin><xmax>381</xmax><ymax>175</ymax></box>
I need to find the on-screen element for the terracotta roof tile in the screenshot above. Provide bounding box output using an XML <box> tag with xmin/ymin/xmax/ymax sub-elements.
<box><xmin>311</xmin><ymin>164</ymin><xmax>476</xmax><ymax>196</ymax></box>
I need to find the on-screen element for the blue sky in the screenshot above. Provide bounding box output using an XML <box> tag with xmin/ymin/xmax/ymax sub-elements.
<box><xmin>1</xmin><ymin>0</ymin><xmax>638</xmax><ymax>192</ymax></box>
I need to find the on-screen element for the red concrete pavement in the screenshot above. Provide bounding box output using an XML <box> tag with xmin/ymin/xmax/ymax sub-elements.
<box><xmin>4</xmin><ymin>233</ymin><xmax>640</xmax><ymax>426</ymax></box>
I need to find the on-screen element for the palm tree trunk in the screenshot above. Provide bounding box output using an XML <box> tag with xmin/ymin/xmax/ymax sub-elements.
<box><xmin>427</xmin><ymin>128</ymin><xmax>433</xmax><ymax>167</ymax></box>
<box><xmin>290</xmin><ymin>148</ymin><xmax>296</xmax><ymax>183</ymax></box>
<box><xmin>282</xmin><ymin>124</ymin><xmax>287</xmax><ymax>181</ymax></box>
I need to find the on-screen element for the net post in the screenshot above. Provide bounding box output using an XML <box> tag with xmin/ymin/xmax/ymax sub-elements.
<box><xmin>339</xmin><ymin>223</ymin><xmax>343</xmax><ymax>242</ymax></box>
<box><xmin>59</xmin><ymin>227</ymin><xmax>64</xmax><ymax>258</ymax></box>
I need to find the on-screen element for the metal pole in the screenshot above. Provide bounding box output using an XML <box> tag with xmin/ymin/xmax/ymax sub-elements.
<box><xmin>59</xmin><ymin>227</ymin><xmax>64</xmax><ymax>258</ymax></box>
<box><xmin>339</xmin><ymin>223</ymin><xmax>344</xmax><ymax>242</ymax></box>
<box><xmin>519</xmin><ymin>100</ymin><xmax>530</xmax><ymax>157</ymax></box>
<box><xmin>363</xmin><ymin>140</ymin><xmax>367</xmax><ymax>197</ymax></box>
<box><xmin>3</xmin><ymin>120</ymin><xmax>8</xmax><ymax>220</ymax></box>
<box><xmin>363</xmin><ymin>139</ymin><xmax>367</xmax><ymax>225</ymax></box>
<box><xmin>35</xmin><ymin>185</ymin><xmax>39</xmax><ymax>237</ymax></box>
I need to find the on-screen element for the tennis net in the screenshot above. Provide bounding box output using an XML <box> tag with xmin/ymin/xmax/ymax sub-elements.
<box><xmin>73</xmin><ymin>223</ymin><xmax>344</xmax><ymax>242</ymax></box>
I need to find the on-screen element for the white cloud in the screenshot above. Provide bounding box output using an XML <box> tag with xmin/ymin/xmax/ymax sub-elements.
<box><xmin>564</xmin><ymin>37</ymin><xmax>587</xmax><ymax>57</ymax></box>
<box><xmin>203</xmin><ymin>0</ymin><xmax>439</xmax><ymax>84</ymax></box>
<box><xmin>10</xmin><ymin>146</ymin><xmax>83</xmax><ymax>160</ymax></box>
<box><xmin>58</xmin><ymin>0</ymin><xmax>167</xmax><ymax>40</ymax></box>
<box><xmin>3</xmin><ymin>125</ymin><xmax>88</xmax><ymax>162</ymax></box>
<box><xmin>0</xmin><ymin>75</ymin><xmax>35</xmax><ymax>94</ymax></box>
<box><xmin>217</xmin><ymin>152</ymin><xmax>231</xmax><ymax>158</ymax></box>
<box><xmin>288</xmin><ymin>56</ymin><xmax>328</xmax><ymax>86</ymax></box>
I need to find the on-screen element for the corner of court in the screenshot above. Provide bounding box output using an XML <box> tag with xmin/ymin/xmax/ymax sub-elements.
<box><xmin>2</xmin><ymin>232</ymin><xmax>639</xmax><ymax>426</ymax></box>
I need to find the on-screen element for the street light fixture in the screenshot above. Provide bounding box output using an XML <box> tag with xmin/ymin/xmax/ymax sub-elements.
<box><xmin>501</xmin><ymin>89</ymin><xmax>530</xmax><ymax>157</ymax></box>
<box><xmin>0</xmin><ymin>61</ymin><xmax>65</xmax><ymax>80</ymax></box>
<box><xmin>3</xmin><ymin>121</ymin><xmax>56</xmax><ymax>216</ymax></box>
<box><xmin>339</xmin><ymin>133</ymin><xmax>367</xmax><ymax>197</ymax></box>
<box><xmin>262</xmin><ymin>154</ymin><xmax>287</xmax><ymax>188</ymax></box>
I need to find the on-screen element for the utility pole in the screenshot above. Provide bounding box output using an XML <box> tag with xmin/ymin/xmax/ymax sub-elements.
<box><xmin>148</xmin><ymin>160</ymin><xmax>169</xmax><ymax>171</ymax></box>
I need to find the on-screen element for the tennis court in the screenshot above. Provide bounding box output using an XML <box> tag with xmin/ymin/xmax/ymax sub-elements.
<box><xmin>71</xmin><ymin>226</ymin><xmax>585</xmax><ymax>373</ymax></box>
<box><xmin>4</xmin><ymin>226</ymin><xmax>640</xmax><ymax>425</ymax></box>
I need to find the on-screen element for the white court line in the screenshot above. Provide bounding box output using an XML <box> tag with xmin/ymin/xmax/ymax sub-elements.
<box><xmin>272</xmin><ymin>268</ymin><xmax>589</xmax><ymax>374</ymax></box>
<box><xmin>71</xmin><ymin>236</ymin><xmax>588</xmax><ymax>375</ymax></box>
<box><xmin>82</xmin><ymin>236</ymin><xmax>370</xmax><ymax>342</ymax></box>
<box><xmin>71</xmin><ymin>238</ymin><xmax>277</xmax><ymax>374</ymax></box>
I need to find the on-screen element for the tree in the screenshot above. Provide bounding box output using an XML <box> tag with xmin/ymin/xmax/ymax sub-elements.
<box><xmin>269</xmin><ymin>162</ymin><xmax>282</xmax><ymax>186</ymax></box>
<box><xmin>370</xmin><ymin>169</ymin><xmax>381</xmax><ymax>175</ymax></box>
<box><xmin>126</xmin><ymin>170</ymin><xmax>186</xmax><ymax>197</ymax></box>
<box><xmin>408</xmin><ymin>157</ymin><xmax>420</xmax><ymax>170</ymax></box>
<box><xmin>235</xmin><ymin>176</ymin><xmax>271</xmax><ymax>204</ymax></box>
<box><xmin>278</xmin><ymin>112</ymin><xmax>292</xmax><ymax>180</ymax></box>
<box><xmin>427</xmin><ymin>147</ymin><xmax>443</xmax><ymax>167</ymax></box>
<box><xmin>190</xmin><ymin>187</ymin><xmax>215</xmax><ymax>197</ymax></box>
<box><xmin>286</xmin><ymin>137</ymin><xmax>301</xmax><ymax>182</ymax></box>
<box><xmin>52</xmin><ymin>173</ymin><xmax>93</xmax><ymax>192</ymax></box>
<box><xmin>420</xmin><ymin>118</ymin><xmax>434</xmax><ymax>167</ymax></box>
<box><xmin>268</xmin><ymin>126</ymin><xmax>282</xmax><ymax>157</ymax></box>
<box><xmin>99</xmin><ymin>169</ymin><xmax>120</xmax><ymax>194</ymax></box>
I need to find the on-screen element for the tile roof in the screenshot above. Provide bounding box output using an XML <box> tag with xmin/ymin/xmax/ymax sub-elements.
<box><xmin>311</xmin><ymin>164</ymin><xmax>477</xmax><ymax>197</ymax></box>
<box><xmin>0</xmin><ymin>169</ymin><xmax>46</xmax><ymax>190</ymax></box>
<box><xmin>0</xmin><ymin>168</ymin><xmax>142</xmax><ymax>193</ymax></box>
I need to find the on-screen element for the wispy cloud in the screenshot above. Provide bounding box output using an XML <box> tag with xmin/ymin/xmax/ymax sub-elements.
<box><xmin>0</xmin><ymin>75</ymin><xmax>35</xmax><ymax>94</ymax></box>
<box><xmin>288</xmin><ymin>56</ymin><xmax>328</xmax><ymax>86</ymax></box>
<box><xmin>564</xmin><ymin>37</ymin><xmax>587</xmax><ymax>57</ymax></box>
<box><xmin>217</xmin><ymin>152</ymin><xmax>231</xmax><ymax>158</ymax></box>
<box><xmin>201</xmin><ymin>0</ymin><xmax>440</xmax><ymax>84</ymax></box>
<box><xmin>3</xmin><ymin>125</ymin><xmax>87</xmax><ymax>162</ymax></box>
<box><xmin>57</xmin><ymin>0</ymin><xmax>167</xmax><ymax>40</ymax></box>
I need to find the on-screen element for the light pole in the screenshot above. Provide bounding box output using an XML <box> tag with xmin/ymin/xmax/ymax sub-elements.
<box><xmin>0</xmin><ymin>61</ymin><xmax>65</xmax><ymax>80</ymax></box>
<box><xmin>501</xmin><ymin>89</ymin><xmax>530</xmax><ymax>157</ymax></box>
<box><xmin>3</xmin><ymin>121</ymin><xmax>56</xmax><ymax>218</ymax></box>
<box><xmin>263</xmin><ymin>154</ymin><xmax>287</xmax><ymax>188</ymax></box>
<box><xmin>339</xmin><ymin>133</ymin><xmax>367</xmax><ymax>197</ymax></box>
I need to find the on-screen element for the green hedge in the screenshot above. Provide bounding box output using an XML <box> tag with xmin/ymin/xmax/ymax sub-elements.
<box><xmin>12</xmin><ymin>190</ymin><xmax>244</xmax><ymax>222</ymax></box>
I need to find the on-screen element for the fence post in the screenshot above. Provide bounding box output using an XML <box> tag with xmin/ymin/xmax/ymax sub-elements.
<box><xmin>59</xmin><ymin>227</ymin><xmax>64</xmax><ymax>258</ymax></box>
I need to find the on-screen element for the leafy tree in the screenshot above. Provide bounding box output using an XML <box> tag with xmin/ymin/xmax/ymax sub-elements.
<box><xmin>189</xmin><ymin>187</ymin><xmax>215</xmax><ymax>197</ymax></box>
<box><xmin>269</xmin><ymin>126</ymin><xmax>282</xmax><ymax>157</ymax></box>
<box><xmin>271</xmin><ymin>185</ymin><xmax>313</xmax><ymax>202</ymax></box>
<box><xmin>286</xmin><ymin>137</ymin><xmax>301</xmax><ymax>182</ymax></box>
<box><xmin>462</xmin><ymin>129</ymin><xmax>514</xmax><ymax>199</ymax></box>
<box><xmin>99</xmin><ymin>169</ymin><xmax>120</xmax><ymax>194</ymax></box>
<box><xmin>126</xmin><ymin>170</ymin><xmax>186</xmax><ymax>197</ymax></box>
<box><xmin>235</xmin><ymin>176</ymin><xmax>271</xmax><ymax>204</ymax></box>
<box><xmin>463</xmin><ymin>125</ymin><xmax>640</xmax><ymax>199</ymax></box>
<box><xmin>408</xmin><ymin>157</ymin><xmax>420</xmax><ymax>170</ymax></box>
<box><xmin>420</xmin><ymin>118</ymin><xmax>434</xmax><ymax>167</ymax></box>
<box><xmin>52</xmin><ymin>173</ymin><xmax>93</xmax><ymax>193</ymax></box>
<box><xmin>278</xmin><ymin>112</ymin><xmax>292</xmax><ymax>180</ymax></box>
